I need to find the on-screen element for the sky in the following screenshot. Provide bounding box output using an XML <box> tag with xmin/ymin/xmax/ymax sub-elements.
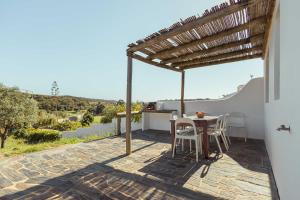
<box><xmin>0</xmin><ymin>0</ymin><xmax>263</xmax><ymax>102</ymax></box>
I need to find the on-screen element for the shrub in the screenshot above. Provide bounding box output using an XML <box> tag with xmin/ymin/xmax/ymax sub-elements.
<box><xmin>33</xmin><ymin>110</ymin><xmax>58</xmax><ymax>129</ymax></box>
<box><xmin>25</xmin><ymin>128</ymin><xmax>61</xmax><ymax>143</ymax></box>
<box><xmin>81</xmin><ymin>112</ymin><xmax>94</xmax><ymax>126</ymax></box>
<box><xmin>13</xmin><ymin>128</ymin><xmax>27</xmax><ymax>139</ymax></box>
<box><xmin>100</xmin><ymin>102</ymin><xmax>143</xmax><ymax>124</ymax></box>
<box><xmin>52</xmin><ymin>111</ymin><xmax>68</xmax><ymax>119</ymax></box>
<box><xmin>53</xmin><ymin>121</ymin><xmax>82</xmax><ymax>131</ymax></box>
<box><xmin>100</xmin><ymin>116</ymin><xmax>113</xmax><ymax>124</ymax></box>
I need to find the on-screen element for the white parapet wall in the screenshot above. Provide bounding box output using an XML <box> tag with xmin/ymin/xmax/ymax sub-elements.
<box><xmin>160</xmin><ymin>77</ymin><xmax>265</xmax><ymax>140</ymax></box>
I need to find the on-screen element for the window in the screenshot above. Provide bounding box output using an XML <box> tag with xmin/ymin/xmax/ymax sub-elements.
<box><xmin>274</xmin><ymin>8</ymin><xmax>280</xmax><ymax>100</ymax></box>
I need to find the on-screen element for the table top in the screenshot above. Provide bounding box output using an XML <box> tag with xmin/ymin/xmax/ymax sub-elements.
<box><xmin>170</xmin><ymin>115</ymin><xmax>218</xmax><ymax>122</ymax></box>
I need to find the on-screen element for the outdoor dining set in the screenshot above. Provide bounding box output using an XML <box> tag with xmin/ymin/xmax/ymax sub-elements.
<box><xmin>170</xmin><ymin>112</ymin><xmax>246</xmax><ymax>162</ymax></box>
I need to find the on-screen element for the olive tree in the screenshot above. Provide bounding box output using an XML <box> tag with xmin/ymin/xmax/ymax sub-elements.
<box><xmin>0</xmin><ymin>86</ymin><xmax>38</xmax><ymax>148</ymax></box>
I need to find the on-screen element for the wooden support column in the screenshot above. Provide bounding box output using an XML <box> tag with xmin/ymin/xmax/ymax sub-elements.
<box><xmin>180</xmin><ymin>71</ymin><xmax>185</xmax><ymax>117</ymax></box>
<box><xmin>126</xmin><ymin>55</ymin><xmax>133</xmax><ymax>155</ymax></box>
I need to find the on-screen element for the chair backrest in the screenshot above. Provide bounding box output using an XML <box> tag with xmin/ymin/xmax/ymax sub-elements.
<box><xmin>211</xmin><ymin>115</ymin><xmax>223</xmax><ymax>131</ymax></box>
<box><xmin>175</xmin><ymin>118</ymin><xmax>197</xmax><ymax>136</ymax></box>
<box><xmin>221</xmin><ymin>113</ymin><xmax>230</xmax><ymax>130</ymax></box>
<box><xmin>228</xmin><ymin>112</ymin><xmax>246</xmax><ymax>127</ymax></box>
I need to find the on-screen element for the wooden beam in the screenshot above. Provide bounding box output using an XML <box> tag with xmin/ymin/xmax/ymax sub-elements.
<box><xmin>182</xmin><ymin>53</ymin><xmax>262</xmax><ymax>70</ymax></box>
<box><xmin>262</xmin><ymin>0</ymin><xmax>276</xmax><ymax>58</ymax></box>
<box><xmin>126</xmin><ymin>56</ymin><xmax>133</xmax><ymax>155</ymax></box>
<box><xmin>175</xmin><ymin>46</ymin><xmax>262</xmax><ymax>67</ymax></box>
<box><xmin>181</xmin><ymin>71</ymin><xmax>185</xmax><ymax>117</ymax></box>
<box><xmin>127</xmin><ymin>0</ymin><xmax>261</xmax><ymax>53</ymax></box>
<box><xmin>163</xmin><ymin>33</ymin><xmax>264</xmax><ymax>64</ymax></box>
<box><xmin>131</xmin><ymin>54</ymin><xmax>182</xmax><ymax>72</ymax></box>
<box><xmin>149</xmin><ymin>17</ymin><xmax>266</xmax><ymax>60</ymax></box>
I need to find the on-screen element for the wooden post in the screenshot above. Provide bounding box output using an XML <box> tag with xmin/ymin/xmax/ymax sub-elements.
<box><xmin>126</xmin><ymin>55</ymin><xmax>133</xmax><ymax>155</ymax></box>
<box><xmin>180</xmin><ymin>71</ymin><xmax>185</xmax><ymax>117</ymax></box>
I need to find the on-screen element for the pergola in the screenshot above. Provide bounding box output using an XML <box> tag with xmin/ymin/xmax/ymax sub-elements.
<box><xmin>125</xmin><ymin>0</ymin><xmax>275</xmax><ymax>154</ymax></box>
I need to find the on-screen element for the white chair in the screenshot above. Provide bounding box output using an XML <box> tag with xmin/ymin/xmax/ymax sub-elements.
<box><xmin>221</xmin><ymin>114</ymin><xmax>231</xmax><ymax>147</ymax></box>
<box><xmin>172</xmin><ymin>118</ymin><xmax>202</xmax><ymax>162</ymax></box>
<box><xmin>206</xmin><ymin>116</ymin><xmax>228</xmax><ymax>155</ymax></box>
<box><xmin>228</xmin><ymin>112</ymin><xmax>247</xmax><ymax>142</ymax></box>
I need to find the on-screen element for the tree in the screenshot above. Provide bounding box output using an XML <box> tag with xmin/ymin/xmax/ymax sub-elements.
<box><xmin>94</xmin><ymin>103</ymin><xmax>105</xmax><ymax>115</ymax></box>
<box><xmin>116</xmin><ymin>99</ymin><xmax>125</xmax><ymax>105</ymax></box>
<box><xmin>51</xmin><ymin>81</ymin><xmax>59</xmax><ymax>96</ymax></box>
<box><xmin>0</xmin><ymin>86</ymin><xmax>38</xmax><ymax>148</ymax></box>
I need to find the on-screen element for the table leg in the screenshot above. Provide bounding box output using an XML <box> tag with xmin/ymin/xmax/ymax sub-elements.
<box><xmin>171</xmin><ymin>121</ymin><xmax>175</xmax><ymax>153</ymax></box>
<box><xmin>203</xmin><ymin>125</ymin><xmax>209</xmax><ymax>159</ymax></box>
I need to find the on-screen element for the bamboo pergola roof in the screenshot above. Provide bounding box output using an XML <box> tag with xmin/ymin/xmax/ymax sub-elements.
<box><xmin>127</xmin><ymin>0</ymin><xmax>275</xmax><ymax>72</ymax></box>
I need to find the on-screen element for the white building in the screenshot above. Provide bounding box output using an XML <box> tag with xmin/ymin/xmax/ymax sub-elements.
<box><xmin>126</xmin><ymin>1</ymin><xmax>299</xmax><ymax>199</ymax></box>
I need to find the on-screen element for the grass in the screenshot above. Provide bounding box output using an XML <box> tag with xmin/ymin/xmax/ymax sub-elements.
<box><xmin>0</xmin><ymin>133</ymin><xmax>112</xmax><ymax>158</ymax></box>
<box><xmin>93</xmin><ymin>116</ymin><xmax>103</xmax><ymax>124</ymax></box>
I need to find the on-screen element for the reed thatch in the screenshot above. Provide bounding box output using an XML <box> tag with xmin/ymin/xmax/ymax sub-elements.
<box><xmin>127</xmin><ymin>0</ymin><xmax>275</xmax><ymax>72</ymax></box>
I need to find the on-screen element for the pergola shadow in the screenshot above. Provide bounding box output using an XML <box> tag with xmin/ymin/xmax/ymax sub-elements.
<box><xmin>1</xmin><ymin>155</ymin><xmax>221</xmax><ymax>200</ymax></box>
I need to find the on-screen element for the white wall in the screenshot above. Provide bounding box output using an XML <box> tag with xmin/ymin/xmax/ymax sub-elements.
<box><xmin>142</xmin><ymin>112</ymin><xmax>177</xmax><ymax>131</ymax></box>
<box><xmin>264</xmin><ymin>1</ymin><xmax>300</xmax><ymax>199</ymax></box>
<box><xmin>161</xmin><ymin>77</ymin><xmax>265</xmax><ymax>139</ymax></box>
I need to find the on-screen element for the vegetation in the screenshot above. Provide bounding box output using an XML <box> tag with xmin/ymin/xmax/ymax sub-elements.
<box><xmin>23</xmin><ymin>128</ymin><xmax>61</xmax><ymax>143</ymax></box>
<box><xmin>101</xmin><ymin>102</ymin><xmax>143</xmax><ymax>123</ymax></box>
<box><xmin>81</xmin><ymin>112</ymin><xmax>94</xmax><ymax>126</ymax></box>
<box><xmin>0</xmin><ymin>86</ymin><xmax>38</xmax><ymax>148</ymax></box>
<box><xmin>92</xmin><ymin>116</ymin><xmax>102</xmax><ymax>124</ymax></box>
<box><xmin>32</xmin><ymin>94</ymin><xmax>114</xmax><ymax>112</ymax></box>
<box><xmin>33</xmin><ymin>110</ymin><xmax>57</xmax><ymax>129</ymax></box>
<box><xmin>0</xmin><ymin>134</ymin><xmax>112</xmax><ymax>158</ymax></box>
<box><xmin>52</xmin><ymin>121</ymin><xmax>82</xmax><ymax>131</ymax></box>
<box><xmin>0</xmin><ymin>82</ymin><xmax>143</xmax><ymax>158</ymax></box>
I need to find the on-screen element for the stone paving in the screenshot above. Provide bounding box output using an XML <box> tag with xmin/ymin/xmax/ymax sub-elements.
<box><xmin>0</xmin><ymin>130</ymin><xmax>279</xmax><ymax>200</ymax></box>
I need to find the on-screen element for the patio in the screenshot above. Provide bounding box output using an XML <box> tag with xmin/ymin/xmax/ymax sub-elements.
<box><xmin>0</xmin><ymin>130</ymin><xmax>279</xmax><ymax>199</ymax></box>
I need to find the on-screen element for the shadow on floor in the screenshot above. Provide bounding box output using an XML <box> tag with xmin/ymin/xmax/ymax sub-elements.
<box><xmin>1</xmin><ymin>130</ymin><xmax>279</xmax><ymax>200</ymax></box>
<box><xmin>2</xmin><ymin>157</ymin><xmax>221</xmax><ymax>199</ymax></box>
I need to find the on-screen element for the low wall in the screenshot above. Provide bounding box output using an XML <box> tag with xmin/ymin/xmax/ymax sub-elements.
<box><xmin>62</xmin><ymin>119</ymin><xmax>141</xmax><ymax>138</ymax></box>
<box><xmin>160</xmin><ymin>77</ymin><xmax>265</xmax><ymax>140</ymax></box>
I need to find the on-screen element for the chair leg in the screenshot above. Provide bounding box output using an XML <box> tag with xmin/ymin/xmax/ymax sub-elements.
<box><xmin>195</xmin><ymin>139</ymin><xmax>199</xmax><ymax>162</ymax></box>
<box><xmin>244</xmin><ymin>127</ymin><xmax>248</xmax><ymax>142</ymax></box>
<box><xmin>172</xmin><ymin>138</ymin><xmax>177</xmax><ymax>158</ymax></box>
<box><xmin>215</xmin><ymin>136</ymin><xmax>223</xmax><ymax>155</ymax></box>
<box><xmin>189</xmin><ymin>139</ymin><xmax>192</xmax><ymax>153</ymax></box>
<box><xmin>181</xmin><ymin>139</ymin><xmax>184</xmax><ymax>151</ymax></box>
<box><xmin>228</xmin><ymin>127</ymin><xmax>232</xmax><ymax>144</ymax></box>
<box><xmin>221</xmin><ymin>132</ymin><xmax>229</xmax><ymax>151</ymax></box>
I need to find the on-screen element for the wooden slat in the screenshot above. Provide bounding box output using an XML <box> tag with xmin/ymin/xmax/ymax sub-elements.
<box><xmin>148</xmin><ymin>17</ymin><xmax>266</xmax><ymax>60</ymax></box>
<box><xmin>130</xmin><ymin>54</ymin><xmax>182</xmax><ymax>72</ymax></box>
<box><xmin>182</xmin><ymin>53</ymin><xmax>262</xmax><ymax>70</ymax></box>
<box><xmin>163</xmin><ymin>33</ymin><xmax>264</xmax><ymax>64</ymax></box>
<box><xmin>127</xmin><ymin>0</ymin><xmax>261</xmax><ymax>53</ymax></box>
<box><xmin>175</xmin><ymin>46</ymin><xmax>262</xmax><ymax>67</ymax></box>
<box><xmin>262</xmin><ymin>0</ymin><xmax>276</xmax><ymax>58</ymax></box>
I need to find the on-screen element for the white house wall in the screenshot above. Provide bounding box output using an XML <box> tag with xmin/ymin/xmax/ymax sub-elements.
<box><xmin>264</xmin><ymin>0</ymin><xmax>300</xmax><ymax>199</ymax></box>
<box><xmin>161</xmin><ymin>77</ymin><xmax>265</xmax><ymax>139</ymax></box>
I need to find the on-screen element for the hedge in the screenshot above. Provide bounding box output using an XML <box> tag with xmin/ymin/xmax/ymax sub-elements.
<box><xmin>25</xmin><ymin>128</ymin><xmax>61</xmax><ymax>143</ymax></box>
